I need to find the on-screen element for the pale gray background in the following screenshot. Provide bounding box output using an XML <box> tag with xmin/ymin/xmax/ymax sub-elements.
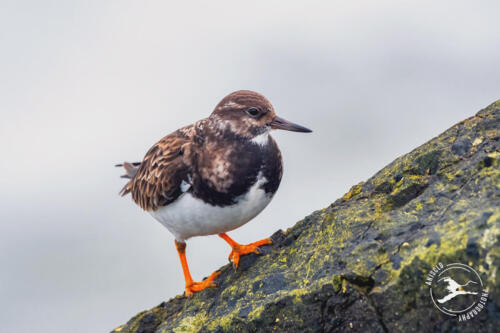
<box><xmin>1</xmin><ymin>1</ymin><xmax>499</xmax><ymax>332</ymax></box>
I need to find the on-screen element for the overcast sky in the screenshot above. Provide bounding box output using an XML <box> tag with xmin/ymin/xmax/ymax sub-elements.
<box><xmin>1</xmin><ymin>1</ymin><xmax>499</xmax><ymax>332</ymax></box>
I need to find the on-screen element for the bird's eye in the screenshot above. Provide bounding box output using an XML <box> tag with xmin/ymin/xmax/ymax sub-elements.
<box><xmin>246</xmin><ymin>107</ymin><xmax>260</xmax><ymax>117</ymax></box>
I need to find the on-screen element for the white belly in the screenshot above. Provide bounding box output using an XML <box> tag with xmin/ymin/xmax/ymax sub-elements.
<box><xmin>149</xmin><ymin>174</ymin><xmax>273</xmax><ymax>241</ymax></box>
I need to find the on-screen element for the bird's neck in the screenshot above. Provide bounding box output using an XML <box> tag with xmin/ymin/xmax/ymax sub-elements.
<box><xmin>249</xmin><ymin>131</ymin><xmax>270</xmax><ymax>146</ymax></box>
<box><xmin>207</xmin><ymin>116</ymin><xmax>271</xmax><ymax>146</ymax></box>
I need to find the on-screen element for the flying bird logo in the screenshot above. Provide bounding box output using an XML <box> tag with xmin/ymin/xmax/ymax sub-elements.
<box><xmin>436</xmin><ymin>276</ymin><xmax>478</xmax><ymax>304</ymax></box>
<box><xmin>426</xmin><ymin>262</ymin><xmax>488</xmax><ymax>322</ymax></box>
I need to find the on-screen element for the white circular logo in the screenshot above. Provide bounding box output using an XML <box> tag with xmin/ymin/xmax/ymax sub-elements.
<box><xmin>426</xmin><ymin>262</ymin><xmax>488</xmax><ymax>322</ymax></box>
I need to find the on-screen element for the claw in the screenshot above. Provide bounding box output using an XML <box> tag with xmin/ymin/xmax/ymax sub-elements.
<box><xmin>227</xmin><ymin>238</ymin><xmax>272</xmax><ymax>269</ymax></box>
<box><xmin>184</xmin><ymin>270</ymin><xmax>221</xmax><ymax>298</ymax></box>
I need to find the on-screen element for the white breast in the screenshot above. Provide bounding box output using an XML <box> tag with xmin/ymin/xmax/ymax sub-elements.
<box><xmin>149</xmin><ymin>173</ymin><xmax>273</xmax><ymax>241</ymax></box>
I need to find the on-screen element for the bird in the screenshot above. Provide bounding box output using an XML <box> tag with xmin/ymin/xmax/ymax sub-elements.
<box><xmin>117</xmin><ymin>90</ymin><xmax>312</xmax><ymax>297</ymax></box>
<box><xmin>436</xmin><ymin>276</ymin><xmax>478</xmax><ymax>304</ymax></box>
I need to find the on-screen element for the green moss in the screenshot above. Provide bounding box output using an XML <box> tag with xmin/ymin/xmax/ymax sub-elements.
<box><xmin>173</xmin><ymin>313</ymin><xmax>208</xmax><ymax>333</ymax></box>
<box><xmin>342</xmin><ymin>182</ymin><xmax>364</xmax><ymax>201</ymax></box>
<box><xmin>332</xmin><ymin>275</ymin><xmax>343</xmax><ymax>292</ymax></box>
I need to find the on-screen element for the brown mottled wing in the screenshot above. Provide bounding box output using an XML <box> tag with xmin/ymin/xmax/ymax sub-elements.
<box><xmin>119</xmin><ymin>131</ymin><xmax>191</xmax><ymax>211</ymax></box>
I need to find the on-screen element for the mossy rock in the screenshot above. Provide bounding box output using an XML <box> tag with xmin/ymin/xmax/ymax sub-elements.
<box><xmin>112</xmin><ymin>101</ymin><xmax>500</xmax><ymax>333</ymax></box>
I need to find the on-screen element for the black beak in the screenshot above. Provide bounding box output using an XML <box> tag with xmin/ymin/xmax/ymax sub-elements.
<box><xmin>270</xmin><ymin>116</ymin><xmax>312</xmax><ymax>133</ymax></box>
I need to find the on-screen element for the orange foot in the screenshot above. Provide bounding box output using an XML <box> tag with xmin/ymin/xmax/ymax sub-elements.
<box><xmin>227</xmin><ymin>238</ymin><xmax>272</xmax><ymax>269</ymax></box>
<box><xmin>185</xmin><ymin>271</ymin><xmax>220</xmax><ymax>298</ymax></box>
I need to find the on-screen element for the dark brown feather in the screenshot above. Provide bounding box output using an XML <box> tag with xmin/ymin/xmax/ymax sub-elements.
<box><xmin>119</xmin><ymin>125</ymin><xmax>195</xmax><ymax>211</ymax></box>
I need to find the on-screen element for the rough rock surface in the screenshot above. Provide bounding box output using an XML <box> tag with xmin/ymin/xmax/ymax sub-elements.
<box><xmin>112</xmin><ymin>101</ymin><xmax>499</xmax><ymax>333</ymax></box>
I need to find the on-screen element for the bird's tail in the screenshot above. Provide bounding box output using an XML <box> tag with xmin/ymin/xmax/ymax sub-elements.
<box><xmin>115</xmin><ymin>162</ymin><xmax>141</xmax><ymax>196</ymax></box>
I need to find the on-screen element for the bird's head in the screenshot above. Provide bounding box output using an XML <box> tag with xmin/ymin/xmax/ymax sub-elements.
<box><xmin>211</xmin><ymin>90</ymin><xmax>312</xmax><ymax>139</ymax></box>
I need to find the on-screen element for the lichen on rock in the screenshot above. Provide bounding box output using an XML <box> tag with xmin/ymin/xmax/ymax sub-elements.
<box><xmin>112</xmin><ymin>101</ymin><xmax>499</xmax><ymax>333</ymax></box>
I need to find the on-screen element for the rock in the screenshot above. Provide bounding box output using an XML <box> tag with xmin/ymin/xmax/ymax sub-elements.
<box><xmin>112</xmin><ymin>101</ymin><xmax>500</xmax><ymax>333</ymax></box>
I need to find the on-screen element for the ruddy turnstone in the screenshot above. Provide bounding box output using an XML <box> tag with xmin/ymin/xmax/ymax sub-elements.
<box><xmin>117</xmin><ymin>90</ymin><xmax>311</xmax><ymax>297</ymax></box>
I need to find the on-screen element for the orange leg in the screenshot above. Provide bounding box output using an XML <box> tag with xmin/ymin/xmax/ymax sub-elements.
<box><xmin>175</xmin><ymin>240</ymin><xmax>220</xmax><ymax>298</ymax></box>
<box><xmin>218</xmin><ymin>233</ymin><xmax>272</xmax><ymax>269</ymax></box>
